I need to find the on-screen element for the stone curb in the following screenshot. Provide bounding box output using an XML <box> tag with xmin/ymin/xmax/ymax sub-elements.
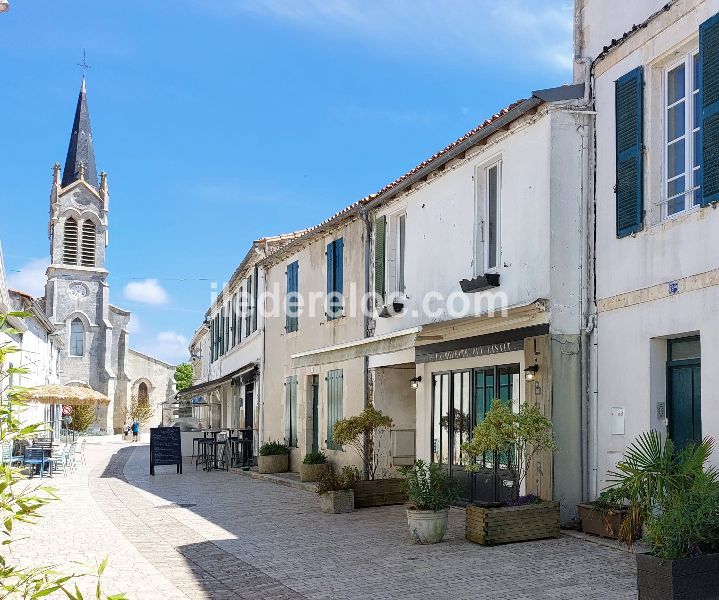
<box><xmin>232</xmin><ymin>468</ymin><xmax>318</xmax><ymax>493</ymax></box>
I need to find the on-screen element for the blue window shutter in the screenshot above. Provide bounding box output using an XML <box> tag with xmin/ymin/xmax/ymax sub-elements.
<box><xmin>700</xmin><ymin>13</ymin><xmax>719</xmax><ymax>206</ymax></box>
<box><xmin>326</xmin><ymin>241</ymin><xmax>334</xmax><ymax>299</ymax></box>
<box><xmin>335</xmin><ymin>237</ymin><xmax>343</xmax><ymax>297</ymax></box>
<box><xmin>615</xmin><ymin>66</ymin><xmax>644</xmax><ymax>238</ymax></box>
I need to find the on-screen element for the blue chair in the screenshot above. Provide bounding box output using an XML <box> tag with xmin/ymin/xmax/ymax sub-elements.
<box><xmin>1</xmin><ymin>443</ymin><xmax>24</xmax><ymax>467</ymax></box>
<box><xmin>24</xmin><ymin>447</ymin><xmax>47</xmax><ymax>478</ymax></box>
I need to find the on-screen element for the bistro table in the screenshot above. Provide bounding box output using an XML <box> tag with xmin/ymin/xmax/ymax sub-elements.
<box><xmin>200</xmin><ymin>429</ymin><xmax>229</xmax><ymax>471</ymax></box>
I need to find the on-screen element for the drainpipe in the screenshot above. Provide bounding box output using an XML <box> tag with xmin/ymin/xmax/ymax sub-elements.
<box><xmin>359</xmin><ymin>205</ymin><xmax>372</xmax><ymax>480</ymax></box>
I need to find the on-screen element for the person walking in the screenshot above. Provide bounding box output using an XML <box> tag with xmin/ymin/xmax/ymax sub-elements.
<box><xmin>131</xmin><ymin>420</ymin><xmax>139</xmax><ymax>442</ymax></box>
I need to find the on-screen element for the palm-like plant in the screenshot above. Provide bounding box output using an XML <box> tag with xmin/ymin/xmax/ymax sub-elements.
<box><xmin>605</xmin><ymin>430</ymin><xmax>719</xmax><ymax>544</ymax></box>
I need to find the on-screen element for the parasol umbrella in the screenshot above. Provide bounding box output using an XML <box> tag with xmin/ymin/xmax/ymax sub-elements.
<box><xmin>25</xmin><ymin>383</ymin><xmax>111</xmax><ymax>406</ymax></box>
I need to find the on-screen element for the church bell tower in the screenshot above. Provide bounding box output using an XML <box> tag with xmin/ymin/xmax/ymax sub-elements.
<box><xmin>44</xmin><ymin>77</ymin><xmax>116</xmax><ymax>430</ymax></box>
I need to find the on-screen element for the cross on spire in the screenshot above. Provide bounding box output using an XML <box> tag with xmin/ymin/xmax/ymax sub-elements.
<box><xmin>77</xmin><ymin>49</ymin><xmax>90</xmax><ymax>74</ymax></box>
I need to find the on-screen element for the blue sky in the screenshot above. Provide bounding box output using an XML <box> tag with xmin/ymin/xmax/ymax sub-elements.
<box><xmin>1</xmin><ymin>0</ymin><xmax>572</xmax><ymax>364</ymax></box>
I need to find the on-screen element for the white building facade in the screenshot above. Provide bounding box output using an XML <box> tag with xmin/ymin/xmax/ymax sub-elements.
<box><xmin>577</xmin><ymin>0</ymin><xmax>719</xmax><ymax>494</ymax></box>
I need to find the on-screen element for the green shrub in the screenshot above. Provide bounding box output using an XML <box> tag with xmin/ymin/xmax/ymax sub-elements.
<box><xmin>303</xmin><ymin>451</ymin><xmax>327</xmax><ymax>465</ymax></box>
<box><xmin>332</xmin><ymin>406</ymin><xmax>393</xmax><ymax>480</ymax></box>
<box><xmin>315</xmin><ymin>466</ymin><xmax>360</xmax><ymax>495</ymax></box>
<box><xmin>604</xmin><ymin>431</ymin><xmax>718</xmax><ymax>546</ymax></box>
<box><xmin>259</xmin><ymin>441</ymin><xmax>290</xmax><ymax>456</ymax></box>
<box><xmin>461</xmin><ymin>399</ymin><xmax>556</xmax><ymax>501</ymax></box>
<box><xmin>399</xmin><ymin>459</ymin><xmax>461</xmax><ymax>512</ymax></box>
<box><xmin>644</xmin><ymin>472</ymin><xmax>719</xmax><ymax>560</ymax></box>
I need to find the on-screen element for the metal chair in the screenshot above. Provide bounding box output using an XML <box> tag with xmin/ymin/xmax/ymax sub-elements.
<box><xmin>68</xmin><ymin>442</ymin><xmax>78</xmax><ymax>472</ymax></box>
<box><xmin>1</xmin><ymin>443</ymin><xmax>24</xmax><ymax>467</ymax></box>
<box><xmin>24</xmin><ymin>447</ymin><xmax>47</xmax><ymax>478</ymax></box>
<box><xmin>45</xmin><ymin>445</ymin><xmax>69</xmax><ymax>477</ymax></box>
<box><xmin>74</xmin><ymin>439</ymin><xmax>86</xmax><ymax>466</ymax></box>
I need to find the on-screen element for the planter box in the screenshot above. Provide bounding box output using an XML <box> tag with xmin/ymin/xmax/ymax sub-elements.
<box><xmin>299</xmin><ymin>463</ymin><xmax>329</xmax><ymax>482</ymax></box>
<box><xmin>258</xmin><ymin>453</ymin><xmax>289</xmax><ymax>474</ymax></box>
<box><xmin>577</xmin><ymin>503</ymin><xmax>627</xmax><ymax>540</ymax></box>
<box><xmin>352</xmin><ymin>478</ymin><xmax>406</xmax><ymax>509</ymax></box>
<box><xmin>406</xmin><ymin>508</ymin><xmax>449</xmax><ymax>544</ymax></box>
<box><xmin>319</xmin><ymin>490</ymin><xmax>354</xmax><ymax>514</ymax></box>
<box><xmin>637</xmin><ymin>552</ymin><xmax>719</xmax><ymax>599</ymax></box>
<box><xmin>465</xmin><ymin>501</ymin><xmax>560</xmax><ymax>546</ymax></box>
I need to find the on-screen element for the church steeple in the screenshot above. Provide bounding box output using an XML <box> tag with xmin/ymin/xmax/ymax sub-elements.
<box><xmin>61</xmin><ymin>77</ymin><xmax>98</xmax><ymax>189</ymax></box>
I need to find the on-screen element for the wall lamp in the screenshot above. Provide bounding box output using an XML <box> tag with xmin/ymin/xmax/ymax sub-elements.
<box><xmin>410</xmin><ymin>376</ymin><xmax>422</xmax><ymax>390</ymax></box>
<box><xmin>524</xmin><ymin>364</ymin><xmax>539</xmax><ymax>382</ymax></box>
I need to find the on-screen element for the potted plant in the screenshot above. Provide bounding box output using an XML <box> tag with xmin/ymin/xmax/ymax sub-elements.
<box><xmin>316</xmin><ymin>466</ymin><xmax>357</xmax><ymax>514</ymax></box>
<box><xmin>577</xmin><ymin>488</ymin><xmax>632</xmax><ymax>540</ymax></box>
<box><xmin>258</xmin><ymin>441</ymin><xmax>290</xmax><ymax>474</ymax></box>
<box><xmin>399</xmin><ymin>460</ymin><xmax>461</xmax><ymax>544</ymax></box>
<box><xmin>603</xmin><ymin>431</ymin><xmax>719</xmax><ymax>598</ymax></box>
<box><xmin>461</xmin><ymin>399</ymin><xmax>559</xmax><ymax>546</ymax></box>
<box><xmin>332</xmin><ymin>406</ymin><xmax>406</xmax><ymax>508</ymax></box>
<box><xmin>299</xmin><ymin>451</ymin><xmax>329</xmax><ymax>482</ymax></box>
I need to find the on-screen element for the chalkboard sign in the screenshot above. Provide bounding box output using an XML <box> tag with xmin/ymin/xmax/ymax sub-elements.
<box><xmin>150</xmin><ymin>427</ymin><xmax>182</xmax><ymax>476</ymax></box>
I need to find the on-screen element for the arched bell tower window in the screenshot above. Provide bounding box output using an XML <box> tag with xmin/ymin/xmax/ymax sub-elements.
<box><xmin>81</xmin><ymin>220</ymin><xmax>96</xmax><ymax>267</ymax></box>
<box><xmin>63</xmin><ymin>217</ymin><xmax>79</xmax><ymax>265</ymax></box>
<box><xmin>138</xmin><ymin>382</ymin><xmax>149</xmax><ymax>406</ymax></box>
<box><xmin>70</xmin><ymin>318</ymin><xmax>84</xmax><ymax>356</ymax></box>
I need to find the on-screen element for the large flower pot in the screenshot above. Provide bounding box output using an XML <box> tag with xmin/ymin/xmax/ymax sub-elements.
<box><xmin>299</xmin><ymin>463</ymin><xmax>329</xmax><ymax>482</ymax></box>
<box><xmin>577</xmin><ymin>503</ymin><xmax>629</xmax><ymax>540</ymax></box>
<box><xmin>258</xmin><ymin>453</ymin><xmax>289</xmax><ymax>474</ymax></box>
<box><xmin>465</xmin><ymin>501</ymin><xmax>560</xmax><ymax>546</ymax></box>
<box><xmin>406</xmin><ymin>508</ymin><xmax>449</xmax><ymax>544</ymax></box>
<box><xmin>319</xmin><ymin>490</ymin><xmax>354</xmax><ymax>514</ymax></box>
<box><xmin>352</xmin><ymin>478</ymin><xmax>406</xmax><ymax>509</ymax></box>
<box><xmin>636</xmin><ymin>552</ymin><xmax>719</xmax><ymax>599</ymax></box>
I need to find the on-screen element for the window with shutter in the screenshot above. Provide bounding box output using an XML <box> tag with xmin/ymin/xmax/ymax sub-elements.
<box><xmin>245</xmin><ymin>275</ymin><xmax>253</xmax><ymax>336</ymax></box>
<box><xmin>285</xmin><ymin>376</ymin><xmax>298</xmax><ymax>447</ymax></box>
<box><xmin>374</xmin><ymin>217</ymin><xmax>386</xmax><ymax>305</ymax></box>
<box><xmin>326</xmin><ymin>238</ymin><xmax>344</xmax><ymax>320</ymax></box>
<box><xmin>701</xmin><ymin>13</ymin><xmax>719</xmax><ymax>205</ymax></box>
<box><xmin>615</xmin><ymin>67</ymin><xmax>644</xmax><ymax>237</ymax></box>
<box><xmin>286</xmin><ymin>261</ymin><xmax>299</xmax><ymax>333</ymax></box>
<box><xmin>326</xmin><ymin>369</ymin><xmax>343</xmax><ymax>450</ymax></box>
<box><xmin>252</xmin><ymin>266</ymin><xmax>259</xmax><ymax>332</ymax></box>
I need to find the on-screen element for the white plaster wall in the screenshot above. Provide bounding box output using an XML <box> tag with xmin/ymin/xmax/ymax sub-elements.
<box><xmin>595</xmin><ymin>288</ymin><xmax>719</xmax><ymax>490</ymax></box>
<box><xmin>263</xmin><ymin>218</ymin><xmax>367</xmax><ymax>471</ymax></box>
<box><xmin>592</xmin><ymin>0</ymin><xmax>719</xmax><ymax>492</ymax></box>
<box><xmin>577</xmin><ymin>0</ymin><xmax>669</xmax><ymax>61</ymax></box>
<box><xmin>372</xmin><ymin>111</ymin><xmax>553</xmax><ymax>340</ymax></box>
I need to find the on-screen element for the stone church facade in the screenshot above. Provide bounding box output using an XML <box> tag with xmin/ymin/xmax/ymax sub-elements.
<box><xmin>42</xmin><ymin>78</ymin><xmax>175</xmax><ymax>433</ymax></box>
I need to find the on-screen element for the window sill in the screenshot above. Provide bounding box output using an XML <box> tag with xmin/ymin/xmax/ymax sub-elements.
<box><xmin>650</xmin><ymin>203</ymin><xmax>709</xmax><ymax>232</ymax></box>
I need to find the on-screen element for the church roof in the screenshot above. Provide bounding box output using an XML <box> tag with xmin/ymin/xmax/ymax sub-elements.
<box><xmin>61</xmin><ymin>78</ymin><xmax>98</xmax><ymax>189</ymax></box>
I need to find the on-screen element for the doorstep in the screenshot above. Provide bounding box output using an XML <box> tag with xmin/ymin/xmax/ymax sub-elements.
<box><xmin>562</xmin><ymin>528</ymin><xmax>650</xmax><ymax>554</ymax></box>
<box><xmin>232</xmin><ymin>468</ymin><xmax>318</xmax><ymax>493</ymax></box>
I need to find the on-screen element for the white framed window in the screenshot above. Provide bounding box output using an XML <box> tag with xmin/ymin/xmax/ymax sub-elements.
<box><xmin>664</xmin><ymin>52</ymin><xmax>701</xmax><ymax>218</ymax></box>
<box><xmin>484</xmin><ymin>162</ymin><xmax>501</xmax><ymax>272</ymax></box>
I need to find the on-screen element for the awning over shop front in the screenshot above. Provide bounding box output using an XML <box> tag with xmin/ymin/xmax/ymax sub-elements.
<box><xmin>291</xmin><ymin>327</ymin><xmax>422</xmax><ymax>368</ymax></box>
<box><xmin>175</xmin><ymin>362</ymin><xmax>257</xmax><ymax>399</ymax></box>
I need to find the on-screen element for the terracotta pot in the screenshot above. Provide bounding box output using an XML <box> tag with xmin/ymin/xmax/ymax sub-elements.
<box><xmin>406</xmin><ymin>508</ymin><xmax>449</xmax><ymax>544</ymax></box>
<box><xmin>299</xmin><ymin>462</ymin><xmax>329</xmax><ymax>482</ymax></box>
<box><xmin>258</xmin><ymin>453</ymin><xmax>289</xmax><ymax>474</ymax></box>
<box><xmin>577</xmin><ymin>503</ymin><xmax>629</xmax><ymax>540</ymax></box>
<box><xmin>319</xmin><ymin>490</ymin><xmax>354</xmax><ymax>514</ymax></box>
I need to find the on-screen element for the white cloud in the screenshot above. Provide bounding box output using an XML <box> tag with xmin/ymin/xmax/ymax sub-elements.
<box><xmin>123</xmin><ymin>279</ymin><xmax>169</xmax><ymax>305</ymax></box>
<box><xmin>128</xmin><ymin>314</ymin><xmax>141</xmax><ymax>334</ymax></box>
<box><xmin>216</xmin><ymin>0</ymin><xmax>574</xmax><ymax>72</ymax></box>
<box><xmin>138</xmin><ymin>331</ymin><xmax>189</xmax><ymax>365</ymax></box>
<box><xmin>6</xmin><ymin>257</ymin><xmax>48</xmax><ymax>298</ymax></box>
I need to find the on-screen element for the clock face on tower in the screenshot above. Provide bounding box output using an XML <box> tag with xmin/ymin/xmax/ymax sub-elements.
<box><xmin>68</xmin><ymin>283</ymin><xmax>88</xmax><ymax>300</ymax></box>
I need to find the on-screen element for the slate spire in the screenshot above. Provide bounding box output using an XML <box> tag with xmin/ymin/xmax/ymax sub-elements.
<box><xmin>61</xmin><ymin>77</ymin><xmax>98</xmax><ymax>189</ymax></box>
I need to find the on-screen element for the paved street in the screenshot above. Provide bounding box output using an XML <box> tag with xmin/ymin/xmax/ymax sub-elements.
<box><xmin>10</xmin><ymin>440</ymin><xmax>638</xmax><ymax>599</ymax></box>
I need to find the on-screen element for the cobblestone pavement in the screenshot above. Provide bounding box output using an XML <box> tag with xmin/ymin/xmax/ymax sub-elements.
<box><xmin>10</xmin><ymin>440</ymin><xmax>638</xmax><ymax>599</ymax></box>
